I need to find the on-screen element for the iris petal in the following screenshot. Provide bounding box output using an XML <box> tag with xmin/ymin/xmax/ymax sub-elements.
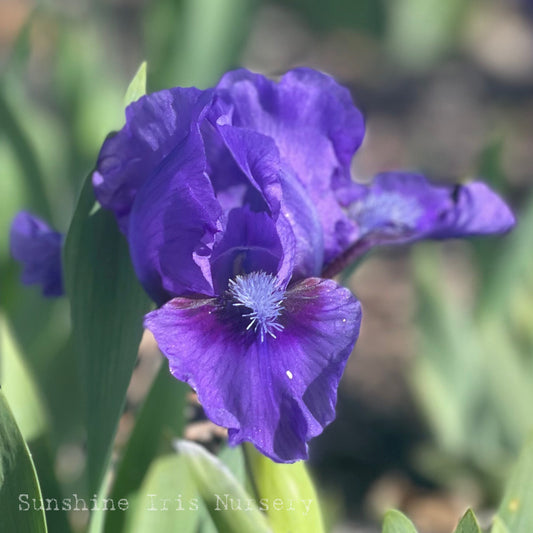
<box><xmin>128</xmin><ymin>130</ymin><xmax>221</xmax><ymax>304</ymax></box>
<box><xmin>93</xmin><ymin>87</ymin><xmax>214</xmax><ymax>233</ymax></box>
<box><xmin>10</xmin><ymin>211</ymin><xmax>64</xmax><ymax>297</ymax></box>
<box><xmin>145</xmin><ymin>277</ymin><xmax>361</xmax><ymax>462</ymax></box>
<box><xmin>324</xmin><ymin>172</ymin><xmax>516</xmax><ymax>276</ymax></box>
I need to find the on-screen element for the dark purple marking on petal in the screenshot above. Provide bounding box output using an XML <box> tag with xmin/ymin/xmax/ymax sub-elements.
<box><xmin>145</xmin><ymin>276</ymin><xmax>361</xmax><ymax>463</ymax></box>
<box><xmin>10</xmin><ymin>211</ymin><xmax>64</xmax><ymax>297</ymax></box>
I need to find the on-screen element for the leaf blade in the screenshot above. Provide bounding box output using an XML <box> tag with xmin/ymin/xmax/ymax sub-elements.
<box><xmin>124</xmin><ymin>62</ymin><xmax>147</xmax><ymax>108</ymax></box>
<box><xmin>244</xmin><ymin>444</ymin><xmax>323</xmax><ymax>533</ymax></box>
<box><xmin>63</xmin><ymin>175</ymin><xmax>150</xmax><ymax>495</ymax></box>
<box><xmin>0</xmin><ymin>390</ymin><xmax>48</xmax><ymax>533</ymax></box>
<box><xmin>177</xmin><ymin>440</ymin><xmax>271</xmax><ymax>533</ymax></box>
<box><xmin>454</xmin><ymin>509</ymin><xmax>481</xmax><ymax>533</ymax></box>
<box><xmin>382</xmin><ymin>509</ymin><xmax>418</xmax><ymax>533</ymax></box>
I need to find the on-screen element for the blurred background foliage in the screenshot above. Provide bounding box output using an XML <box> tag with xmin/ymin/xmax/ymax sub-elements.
<box><xmin>1</xmin><ymin>0</ymin><xmax>533</xmax><ymax>531</ymax></box>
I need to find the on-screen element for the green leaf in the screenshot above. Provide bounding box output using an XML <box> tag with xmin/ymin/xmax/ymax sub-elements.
<box><xmin>63</xmin><ymin>175</ymin><xmax>151</xmax><ymax>495</ymax></box>
<box><xmin>0</xmin><ymin>390</ymin><xmax>47</xmax><ymax>533</ymax></box>
<box><xmin>124</xmin><ymin>62</ymin><xmax>147</xmax><ymax>108</ymax></box>
<box><xmin>382</xmin><ymin>509</ymin><xmax>418</xmax><ymax>533</ymax></box>
<box><xmin>124</xmin><ymin>454</ymin><xmax>199</xmax><ymax>533</ymax></box>
<box><xmin>219</xmin><ymin>445</ymin><xmax>246</xmax><ymax>485</ymax></box>
<box><xmin>244</xmin><ymin>444</ymin><xmax>324</xmax><ymax>533</ymax></box>
<box><xmin>493</xmin><ymin>433</ymin><xmax>533</xmax><ymax>533</ymax></box>
<box><xmin>454</xmin><ymin>509</ymin><xmax>481</xmax><ymax>533</ymax></box>
<box><xmin>176</xmin><ymin>440</ymin><xmax>271</xmax><ymax>533</ymax></box>
<box><xmin>0</xmin><ymin>316</ymin><xmax>72</xmax><ymax>533</ymax></box>
<box><xmin>103</xmin><ymin>362</ymin><xmax>188</xmax><ymax>533</ymax></box>
<box><xmin>0</xmin><ymin>315</ymin><xmax>48</xmax><ymax>442</ymax></box>
<box><xmin>491</xmin><ymin>516</ymin><xmax>511</xmax><ymax>533</ymax></box>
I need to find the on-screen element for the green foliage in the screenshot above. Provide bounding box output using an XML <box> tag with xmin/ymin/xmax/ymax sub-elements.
<box><xmin>63</xmin><ymin>176</ymin><xmax>151</xmax><ymax>496</ymax></box>
<box><xmin>0</xmin><ymin>316</ymin><xmax>48</xmax><ymax>442</ymax></box>
<box><xmin>410</xmin><ymin>138</ymin><xmax>533</xmax><ymax>493</ymax></box>
<box><xmin>144</xmin><ymin>0</ymin><xmax>256</xmax><ymax>89</ymax></box>
<box><xmin>177</xmin><ymin>440</ymin><xmax>271</xmax><ymax>533</ymax></box>
<box><xmin>123</xmin><ymin>455</ymin><xmax>200</xmax><ymax>533</ymax></box>
<box><xmin>103</xmin><ymin>363</ymin><xmax>188</xmax><ymax>533</ymax></box>
<box><xmin>124</xmin><ymin>62</ymin><xmax>148</xmax><ymax>108</ymax></box>
<box><xmin>492</xmin><ymin>434</ymin><xmax>533</xmax><ymax>533</ymax></box>
<box><xmin>382</xmin><ymin>509</ymin><xmax>417</xmax><ymax>533</ymax></box>
<box><xmin>454</xmin><ymin>509</ymin><xmax>481</xmax><ymax>533</ymax></box>
<box><xmin>0</xmin><ymin>391</ymin><xmax>47</xmax><ymax>533</ymax></box>
<box><xmin>244</xmin><ymin>443</ymin><xmax>324</xmax><ymax>533</ymax></box>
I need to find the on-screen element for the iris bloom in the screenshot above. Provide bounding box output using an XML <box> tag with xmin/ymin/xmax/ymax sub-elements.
<box><xmin>10</xmin><ymin>68</ymin><xmax>514</xmax><ymax>462</ymax></box>
<box><xmin>10</xmin><ymin>211</ymin><xmax>64</xmax><ymax>297</ymax></box>
<box><xmin>91</xmin><ymin>68</ymin><xmax>514</xmax><ymax>462</ymax></box>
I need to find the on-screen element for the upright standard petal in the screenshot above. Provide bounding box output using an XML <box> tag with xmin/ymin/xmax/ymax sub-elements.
<box><xmin>216</xmin><ymin>68</ymin><xmax>364</xmax><ymax>263</ymax></box>
<box><xmin>324</xmin><ymin>172</ymin><xmax>516</xmax><ymax>276</ymax></box>
<box><xmin>92</xmin><ymin>87</ymin><xmax>213</xmax><ymax>233</ymax></box>
<box><xmin>10</xmin><ymin>211</ymin><xmax>63</xmax><ymax>297</ymax></box>
<box><xmin>205</xmin><ymin>111</ymin><xmax>323</xmax><ymax>280</ymax></box>
<box><xmin>145</xmin><ymin>276</ymin><xmax>361</xmax><ymax>463</ymax></box>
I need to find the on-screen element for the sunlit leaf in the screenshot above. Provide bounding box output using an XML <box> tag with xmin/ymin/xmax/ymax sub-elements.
<box><xmin>454</xmin><ymin>509</ymin><xmax>481</xmax><ymax>533</ymax></box>
<box><xmin>491</xmin><ymin>516</ymin><xmax>511</xmax><ymax>533</ymax></box>
<box><xmin>0</xmin><ymin>391</ymin><xmax>47</xmax><ymax>533</ymax></box>
<box><xmin>244</xmin><ymin>443</ymin><xmax>324</xmax><ymax>533</ymax></box>
<box><xmin>124</xmin><ymin>62</ymin><xmax>147</xmax><ymax>108</ymax></box>
<box><xmin>176</xmin><ymin>440</ymin><xmax>270</xmax><ymax>533</ymax></box>
<box><xmin>124</xmin><ymin>454</ymin><xmax>199</xmax><ymax>533</ymax></box>
<box><xmin>382</xmin><ymin>509</ymin><xmax>418</xmax><ymax>533</ymax></box>
<box><xmin>0</xmin><ymin>315</ymin><xmax>47</xmax><ymax>441</ymax></box>
<box><xmin>0</xmin><ymin>316</ymin><xmax>71</xmax><ymax>533</ymax></box>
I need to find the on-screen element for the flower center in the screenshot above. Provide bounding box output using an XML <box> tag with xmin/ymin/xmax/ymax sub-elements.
<box><xmin>227</xmin><ymin>271</ymin><xmax>285</xmax><ymax>342</ymax></box>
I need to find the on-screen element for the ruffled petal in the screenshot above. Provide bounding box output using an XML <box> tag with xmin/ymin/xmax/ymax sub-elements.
<box><xmin>145</xmin><ymin>277</ymin><xmax>361</xmax><ymax>462</ymax></box>
<box><xmin>10</xmin><ymin>211</ymin><xmax>63</xmax><ymax>297</ymax></box>
<box><xmin>92</xmin><ymin>87</ymin><xmax>214</xmax><ymax>233</ymax></box>
<box><xmin>206</xmin><ymin>118</ymin><xmax>323</xmax><ymax>280</ymax></box>
<box><xmin>215</xmin><ymin>68</ymin><xmax>363</xmax><ymax>263</ymax></box>
<box><xmin>128</xmin><ymin>129</ymin><xmax>221</xmax><ymax>304</ymax></box>
<box><xmin>324</xmin><ymin>172</ymin><xmax>516</xmax><ymax>276</ymax></box>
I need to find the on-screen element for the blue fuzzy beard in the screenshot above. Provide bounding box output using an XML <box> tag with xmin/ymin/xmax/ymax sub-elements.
<box><xmin>228</xmin><ymin>271</ymin><xmax>285</xmax><ymax>342</ymax></box>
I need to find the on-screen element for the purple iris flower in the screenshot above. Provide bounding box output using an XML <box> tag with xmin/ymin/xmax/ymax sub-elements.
<box><xmin>92</xmin><ymin>67</ymin><xmax>514</xmax><ymax>462</ymax></box>
<box><xmin>10</xmin><ymin>211</ymin><xmax>64</xmax><ymax>297</ymax></box>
